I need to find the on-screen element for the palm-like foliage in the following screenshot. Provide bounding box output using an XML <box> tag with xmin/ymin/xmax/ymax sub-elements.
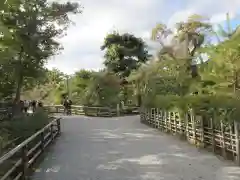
<box><xmin>152</xmin><ymin>14</ymin><xmax>212</xmax><ymax>78</ymax></box>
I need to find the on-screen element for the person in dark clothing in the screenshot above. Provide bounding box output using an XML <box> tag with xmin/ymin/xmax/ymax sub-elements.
<box><xmin>23</xmin><ymin>100</ymin><xmax>29</xmax><ymax>113</ymax></box>
<box><xmin>20</xmin><ymin>100</ymin><xmax>24</xmax><ymax>113</ymax></box>
<box><xmin>67</xmin><ymin>99</ymin><xmax>72</xmax><ymax>115</ymax></box>
<box><xmin>32</xmin><ymin>100</ymin><xmax>36</xmax><ymax>112</ymax></box>
<box><xmin>62</xmin><ymin>98</ymin><xmax>68</xmax><ymax>115</ymax></box>
<box><xmin>38</xmin><ymin>101</ymin><xmax>43</xmax><ymax>107</ymax></box>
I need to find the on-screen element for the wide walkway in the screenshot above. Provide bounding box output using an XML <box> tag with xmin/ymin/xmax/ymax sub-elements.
<box><xmin>32</xmin><ymin>115</ymin><xmax>240</xmax><ymax>180</ymax></box>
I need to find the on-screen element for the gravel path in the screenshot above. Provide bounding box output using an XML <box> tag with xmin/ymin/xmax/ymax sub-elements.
<box><xmin>31</xmin><ymin>115</ymin><xmax>240</xmax><ymax>180</ymax></box>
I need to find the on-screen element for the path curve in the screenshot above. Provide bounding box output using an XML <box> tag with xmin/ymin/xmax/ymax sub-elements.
<box><xmin>32</xmin><ymin>115</ymin><xmax>240</xmax><ymax>180</ymax></box>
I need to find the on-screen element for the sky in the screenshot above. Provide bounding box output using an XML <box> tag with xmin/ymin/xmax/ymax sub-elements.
<box><xmin>46</xmin><ymin>0</ymin><xmax>240</xmax><ymax>75</ymax></box>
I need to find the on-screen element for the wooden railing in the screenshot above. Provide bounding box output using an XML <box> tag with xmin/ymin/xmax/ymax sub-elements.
<box><xmin>140</xmin><ymin>108</ymin><xmax>240</xmax><ymax>165</ymax></box>
<box><xmin>0</xmin><ymin>118</ymin><xmax>61</xmax><ymax>180</ymax></box>
<box><xmin>44</xmin><ymin>105</ymin><xmax>140</xmax><ymax>117</ymax></box>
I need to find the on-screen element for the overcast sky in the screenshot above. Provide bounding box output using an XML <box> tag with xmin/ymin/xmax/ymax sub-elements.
<box><xmin>46</xmin><ymin>0</ymin><xmax>240</xmax><ymax>74</ymax></box>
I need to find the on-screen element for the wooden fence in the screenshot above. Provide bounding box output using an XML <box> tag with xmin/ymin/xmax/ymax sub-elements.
<box><xmin>0</xmin><ymin>118</ymin><xmax>61</xmax><ymax>180</ymax></box>
<box><xmin>44</xmin><ymin>105</ymin><xmax>139</xmax><ymax>117</ymax></box>
<box><xmin>140</xmin><ymin>108</ymin><xmax>240</xmax><ymax>165</ymax></box>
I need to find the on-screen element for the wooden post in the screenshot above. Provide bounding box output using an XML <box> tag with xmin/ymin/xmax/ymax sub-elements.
<box><xmin>220</xmin><ymin>121</ymin><xmax>227</xmax><ymax>158</ymax></box>
<box><xmin>234</xmin><ymin>121</ymin><xmax>240</xmax><ymax>165</ymax></box>
<box><xmin>150</xmin><ymin>108</ymin><xmax>154</xmax><ymax>126</ymax></box>
<box><xmin>199</xmin><ymin>116</ymin><xmax>204</xmax><ymax>148</ymax></box>
<box><xmin>153</xmin><ymin>108</ymin><xmax>157</xmax><ymax>128</ymax></box>
<box><xmin>191</xmin><ymin>110</ymin><xmax>196</xmax><ymax>145</ymax></box>
<box><xmin>179</xmin><ymin>113</ymin><xmax>184</xmax><ymax>136</ymax></box>
<box><xmin>174</xmin><ymin>112</ymin><xmax>177</xmax><ymax>134</ymax></box>
<box><xmin>164</xmin><ymin>111</ymin><xmax>167</xmax><ymax>132</ymax></box>
<box><xmin>229</xmin><ymin>124</ymin><xmax>234</xmax><ymax>158</ymax></box>
<box><xmin>21</xmin><ymin>146</ymin><xmax>28</xmax><ymax>180</ymax></box>
<box><xmin>186</xmin><ymin>113</ymin><xmax>189</xmax><ymax>140</ymax></box>
<box><xmin>57</xmin><ymin>118</ymin><xmax>61</xmax><ymax>135</ymax></box>
<box><xmin>168</xmin><ymin>112</ymin><xmax>171</xmax><ymax>133</ymax></box>
<box><xmin>40</xmin><ymin>131</ymin><xmax>44</xmax><ymax>152</ymax></box>
<box><xmin>159</xmin><ymin>110</ymin><xmax>163</xmax><ymax>130</ymax></box>
<box><xmin>50</xmin><ymin>124</ymin><xmax>54</xmax><ymax>141</ymax></box>
<box><xmin>117</xmin><ymin>104</ymin><xmax>120</xmax><ymax>116</ymax></box>
<box><xmin>210</xmin><ymin>117</ymin><xmax>216</xmax><ymax>153</ymax></box>
<box><xmin>156</xmin><ymin>108</ymin><xmax>159</xmax><ymax>129</ymax></box>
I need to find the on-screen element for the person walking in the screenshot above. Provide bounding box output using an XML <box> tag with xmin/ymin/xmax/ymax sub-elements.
<box><xmin>32</xmin><ymin>100</ymin><xmax>36</xmax><ymax>112</ymax></box>
<box><xmin>62</xmin><ymin>98</ymin><xmax>68</xmax><ymax>115</ymax></box>
<box><xmin>67</xmin><ymin>99</ymin><xmax>72</xmax><ymax>115</ymax></box>
<box><xmin>23</xmin><ymin>100</ymin><xmax>29</xmax><ymax>113</ymax></box>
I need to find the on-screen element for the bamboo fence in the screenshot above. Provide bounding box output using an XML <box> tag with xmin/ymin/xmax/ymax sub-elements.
<box><xmin>140</xmin><ymin>108</ymin><xmax>240</xmax><ymax>165</ymax></box>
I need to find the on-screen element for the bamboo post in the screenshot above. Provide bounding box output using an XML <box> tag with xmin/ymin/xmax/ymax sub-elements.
<box><xmin>174</xmin><ymin>112</ymin><xmax>177</xmax><ymax>134</ymax></box>
<box><xmin>191</xmin><ymin>110</ymin><xmax>196</xmax><ymax>145</ymax></box>
<box><xmin>186</xmin><ymin>113</ymin><xmax>189</xmax><ymax>140</ymax></box>
<box><xmin>164</xmin><ymin>111</ymin><xmax>167</xmax><ymax>132</ymax></box>
<box><xmin>220</xmin><ymin>121</ymin><xmax>227</xmax><ymax>158</ymax></box>
<box><xmin>234</xmin><ymin>121</ymin><xmax>240</xmax><ymax>165</ymax></box>
<box><xmin>229</xmin><ymin>124</ymin><xmax>234</xmax><ymax>158</ymax></box>
<box><xmin>199</xmin><ymin>116</ymin><xmax>204</xmax><ymax>148</ymax></box>
<box><xmin>156</xmin><ymin>108</ymin><xmax>159</xmax><ymax>129</ymax></box>
<box><xmin>152</xmin><ymin>108</ymin><xmax>155</xmax><ymax>127</ymax></box>
<box><xmin>179</xmin><ymin>113</ymin><xmax>184</xmax><ymax>136</ymax></box>
<box><xmin>159</xmin><ymin>110</ymin><xmax>163</xmax><ymax>130</ymax></box>
<box><xmin>210</xmin><ymin>117</ymin><xmax>216</xmax><ymax>153</ymax></box>
<box><xmin>168</xmin><ymin>112</ymin><xmax>171</xmax><ymax>133</ymax></box>
<box><xmin>153</xmin><ymin>108</ymin><xmax>156</xmax><ymax>128</ymax></box>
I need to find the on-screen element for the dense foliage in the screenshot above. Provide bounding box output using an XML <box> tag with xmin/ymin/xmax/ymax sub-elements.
<box><xmin>1</xmin><ymin>4</ymin><xmax>240</xmax><ymax>126</ymax></box>
<box><xmin>20</xmin><ymin>14</ymin><xmax>240</xmax><ymax>123</ymax></box>
<box><xmin>0</xmin><ymin>0</ymin><xmax>81</xmax><ymax>152</ymax></box>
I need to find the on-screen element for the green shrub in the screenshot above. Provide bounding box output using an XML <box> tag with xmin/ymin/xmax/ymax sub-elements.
<box><xmin>143</xmin><ymin>94</ymin><xmax>240</xmax><ymax>123</ymax></box>
<box><xmin>0</xmin><ymin>111</ymin><xmax>51</xmax><ymax>145</ymax></box>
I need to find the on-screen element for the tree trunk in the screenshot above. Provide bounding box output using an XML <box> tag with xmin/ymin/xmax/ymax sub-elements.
<box><xmin>13</xmin><ymin>47</ymin><xmax>24</xmax><ymax>115</ymax></box>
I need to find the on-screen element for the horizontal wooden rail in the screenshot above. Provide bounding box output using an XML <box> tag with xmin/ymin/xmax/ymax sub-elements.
<box><xmin>45</xmin><ymin>105</ymin><xmax>140</xmax><ymax>117</ymax></box>
<box><xmin>140</xmin><ymin>108</ymin><xmax>240</xmax><ymax>166</ymax></box>
<box><xmin>0</xmin><ymin>118</ymin><xmax>61</xmax><ymax>180</ymax></box>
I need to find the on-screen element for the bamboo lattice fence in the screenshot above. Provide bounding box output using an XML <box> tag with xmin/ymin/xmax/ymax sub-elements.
<box><xmin>140</xmin><ymin>108</ymin><xmax>240</xmax><ymax>165</ymax></box>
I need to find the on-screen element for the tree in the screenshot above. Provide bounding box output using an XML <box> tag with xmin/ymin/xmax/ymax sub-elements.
<box><xmin>0</xmin><ymin>0</ymin><xmax>82</xmax><ymax>113</ymax></box>
<box><xmin>101</xmin><ymin>31</ymin><xmax>151</xmax><ymax>105</ymax></box>
<box><xmin>152</xmin><ymin>14</ymin><xmax>212</xmax><ymax>78</ymax></box>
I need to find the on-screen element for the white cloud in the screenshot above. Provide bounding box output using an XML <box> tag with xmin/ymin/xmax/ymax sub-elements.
<box><xmin>168</xmin><ymin>0</ymin><xmax>240</xmax><ymax>26</ymax></box>
<box><xmin>46</xmin><ymin>0</ymin><xmax>240</xmax><ymax>74</ymax></box>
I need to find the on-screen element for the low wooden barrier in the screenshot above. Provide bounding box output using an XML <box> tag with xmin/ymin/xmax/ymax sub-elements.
<box><xmin>0</xmin><ymin>118</ymin><xmax>61</xmax><ymax>180</ymax></box>
<box><xmin>45</xmin><ymin>105</ymin><xmax>139</xmax><ymax>117</ymax></box>
<box><xmin>140</xmin><ymin>108</ymin><xmax>240</xmax><ymax>165</ymax></box>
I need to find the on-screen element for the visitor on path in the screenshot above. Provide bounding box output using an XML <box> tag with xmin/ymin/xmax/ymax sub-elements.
<box><xmin>62</xmin><ymin>98</ymin><xmax>68</xmax><ymax>115</ymax></box>
<box><xmin>31</xmin><ymin>100</ymin><xmax>37</xmax><ymax>112</ymax></box>
<box><xmin>20</xmin><ymin>100</ymin><xmax>24</xmax><ymax>113</ymax></box>
<box><xmin>23</xmin><ymin>100</ymin><xmax>29</xmax><ymax>113</ymax></box>
<box><xmin>67</xmin><ymin>99</ymin><xmax>72</xmax><ymax>115</ymax></box>
<box><xmin>62</xmin><ymin>97</ymin><xmax>72</xmax><ymax>115</ymax></box>
<box><xmin>38</xmin><ymin>101</ymin><xmax>43</xmax><ymax>108</ymax></box>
